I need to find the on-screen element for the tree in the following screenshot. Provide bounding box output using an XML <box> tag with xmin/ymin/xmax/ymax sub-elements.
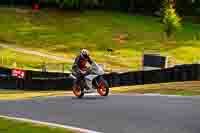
<box><xmin>162</xmin><ymin>0</ymin><xmax>182</xmax><ymax>38</ymax></box>
<box><xmin>56</xmin><ymin>0</ymin><xmax>80</xmax><ymax>9</ymax></box>
<box><xmin>128</xmin><ymin>0</ymin><xmax>135</xmax><ymax>13</ymax></box>
<box><xmin>84</xmin><ymin>0</ymin><xmax>100</xmax><ymax>8</ymax></box>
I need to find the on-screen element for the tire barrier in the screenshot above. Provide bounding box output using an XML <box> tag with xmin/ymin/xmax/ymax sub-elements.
<box><xmin>160</xmin><ymin>68</ymin><xmax>174</xmax><ymax>83</ymax></box>
<box><xmin>107</xmin><ymin>64</ymin><xmax>200</xmax><ymax>88</ymax></box>
<box><xmin>25</xmin><ymin>70</ymin><xmax>70</xmax><ymax>80</ymax></box>
<box><xmin>23</xmin><ymin>78</ymin><xmax>74</xmax><ymax>90</ymax></box>
<box><xmin>0</xmin><ymin>68</ymin><xmax>73</xmax><ymax>90</ymax></box>
<box><xmin>0</xmin><ymin>67</ymin><xmax>12</xmax><ymax>79</ymax></box>
<box><xmin>103</xmin><ymin>73</ymin><xmax>112</xmax><ymax>87</ymax></box>
<box><xmin>0</xmin><ymin>64</ymin><xmax>200</xmax><ymax>90</ymax></box>
<box><xmin>0</xmin><ymin>79</ymin><xmax>17</xmax><ymax>89</ymax></box>
<box><xmin>195</xmin><ymin>64</ymin><xmax>200</xmax><ymax>80</ymax></box>
<box><xmin>111</xmin><ymin>72</ymin><xmax>121</xmax><ymax>87</ymax></box>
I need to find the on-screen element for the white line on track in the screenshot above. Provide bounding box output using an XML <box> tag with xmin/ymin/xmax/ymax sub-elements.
<box><xmin>0</xmin><ymin>115</ymin><xmax>102</xmax><ymax>133</ymax></box>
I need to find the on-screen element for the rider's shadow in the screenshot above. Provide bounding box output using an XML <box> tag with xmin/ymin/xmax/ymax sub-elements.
<box><xmin>71</xmin><ymin>96</ymin><xmax>108</xmax><ymax>100</ymax></box>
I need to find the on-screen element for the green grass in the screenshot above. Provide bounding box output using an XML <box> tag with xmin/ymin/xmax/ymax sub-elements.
<box><xmin>0</xmin><ymin>7</ymin><xmax>200</xmax><ymax>71</ymax></box>
<box><xmin>0</xmin><ymin>117</ymin><xmax>75</xmax><ymax>133</ymax></box>
<box><xmin>0</xmin><ymin>48</ymin><xmax>70</xmax><ymax>72</ymax></box>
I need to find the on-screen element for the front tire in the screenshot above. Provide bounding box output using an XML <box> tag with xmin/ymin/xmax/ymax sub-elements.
<box><xmin>97</xmin><ymin>78</ymin><xmax>109</xmax><ymax>96</ymax></box>
<box><xmin>73</xmin><ymin>83</ymin><xmax>84</xmax><ymax>98</ymax></box>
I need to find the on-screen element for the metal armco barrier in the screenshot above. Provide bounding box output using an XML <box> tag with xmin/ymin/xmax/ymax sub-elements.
<box><xmin>0</xmin><ymin>64</ymin><xmax>200</xmax><ymax>90</ymax></box>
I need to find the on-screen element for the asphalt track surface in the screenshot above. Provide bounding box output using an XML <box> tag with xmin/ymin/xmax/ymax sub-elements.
<box><xmin>0</xmin><ymin>94</ymin><xmax>200</xmax><ymax>133</ymax></box>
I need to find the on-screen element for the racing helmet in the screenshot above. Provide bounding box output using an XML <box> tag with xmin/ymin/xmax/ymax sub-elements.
<box><xmin>80</xmin><ymin>49</ymin><xmax>89</xmax><ymax>59</ymax></box>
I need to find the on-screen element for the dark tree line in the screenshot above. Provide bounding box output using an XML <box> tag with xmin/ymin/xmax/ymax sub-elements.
<box><xmin>0</xmin><ymin>0</ymin><xmax>199</xmax><ymax>16</ymax></box>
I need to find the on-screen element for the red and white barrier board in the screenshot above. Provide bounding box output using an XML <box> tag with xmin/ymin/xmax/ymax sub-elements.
<box><xmin>12</xmin><ymin>69</ymin><xmax>26</xmax><ymax>79</ymax></box>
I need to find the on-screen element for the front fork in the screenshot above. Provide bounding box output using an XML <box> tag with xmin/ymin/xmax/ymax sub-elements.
<box><xmin>93</xmin><ymin>76</ymin><xmax>103</xmax><ymax>89</ymax></box>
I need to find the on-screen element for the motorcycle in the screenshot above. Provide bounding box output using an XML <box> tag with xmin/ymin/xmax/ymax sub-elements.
<box><xmin>71</xmin><ymin>61</ymin><xmax>109</xmax><ymax>98</ymax></box>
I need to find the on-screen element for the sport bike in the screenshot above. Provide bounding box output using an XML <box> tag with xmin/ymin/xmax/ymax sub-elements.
<box><xmin>71</xmin><ymin>61</ymin><xmax>109</xmax><ymax>98</ymax></box>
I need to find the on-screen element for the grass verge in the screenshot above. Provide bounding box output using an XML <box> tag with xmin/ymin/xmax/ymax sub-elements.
<box><xmin>0</xmin><ymin>90</ymin><xmax>72</xmax><ymax>100</ymax></box>
<box><xmin>0</xmin><ymin>117</ymin><xmax>75</xmax><ymax>133</ymax></box>
<box><xmin>111</xmin><ymin>81</ymin><xmax>200</xmax><ymax>96</ymax></box>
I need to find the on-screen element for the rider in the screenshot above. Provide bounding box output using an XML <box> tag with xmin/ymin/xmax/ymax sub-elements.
<box><xmin>72</xmin><ymin>49</ymin><xmax>93</xmax><ymax>87</ymax></box>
